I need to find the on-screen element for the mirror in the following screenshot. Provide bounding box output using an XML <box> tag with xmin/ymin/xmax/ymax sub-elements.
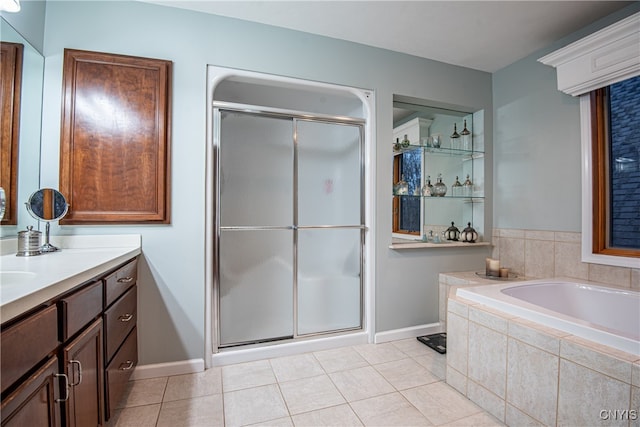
<box><xmin>26</xmin><ymin>188</ymin><xmax>69</xmax><ymax>252</ymax></box>
<box><xmin>0</xmin><ymin>17</ymin><xmax>44</xmax><ymax>237</ymax></box>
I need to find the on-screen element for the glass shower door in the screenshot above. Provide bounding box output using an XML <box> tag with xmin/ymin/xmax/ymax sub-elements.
<box><xmin>296</xmin><ymin>120</ymin><xmax>363</xmax><ymax>335</ymax></box>
<box><xmin>218</xmin><ymin>111</ymin><xmax>294</xmax><ymax>346</ymax></box>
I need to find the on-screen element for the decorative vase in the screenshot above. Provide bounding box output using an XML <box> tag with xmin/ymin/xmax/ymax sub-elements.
<box><xmin>461</xmin><ymin>222</ymin><xmax>478</xmax><ymax>243</ymax></box>
<box><xmin>433</xmin><ymin>174</ymin><xmax>447</xmax><ymax>197</ymax></box>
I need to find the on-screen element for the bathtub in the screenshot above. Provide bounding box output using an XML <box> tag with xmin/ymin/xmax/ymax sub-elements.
<box><xmin>456</xmin><ymin>278</ymin><xmax>640</xmax><ymax>355</ymax></box>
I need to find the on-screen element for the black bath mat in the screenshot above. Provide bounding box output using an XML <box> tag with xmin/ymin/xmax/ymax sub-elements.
<box><xmin>417</xmin><ymin>333</ymin><xmax>446</xmax><ymax>354</ymax></box>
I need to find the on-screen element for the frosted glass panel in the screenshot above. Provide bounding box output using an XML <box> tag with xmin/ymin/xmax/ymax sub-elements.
<box><xmin>220</xmin><ymin>112</ymin><xmax>293</xmax><ymax>227</ymax></box>
<box><xmin>297</xmin><ymin>121</ymin><xmax>361</xmax><ymax>226</ymax></box>
<box><xmin>297</xmin><ymin>228</ymin><xmax>361</xmax><ymax>335</ymax></box>
<box><xmin>219</xmin><ymin>229</ymin><xmax>293</xmax><ymax>345</ymax></box>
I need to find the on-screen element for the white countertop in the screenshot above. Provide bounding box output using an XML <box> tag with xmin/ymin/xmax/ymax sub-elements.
<box><xmin>0</xmin><ymin>234</ymin><xmax>141</xmax><ymax>324</ymax></box>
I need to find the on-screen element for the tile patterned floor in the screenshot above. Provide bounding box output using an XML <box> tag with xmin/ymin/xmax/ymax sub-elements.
<box><xmin>108</xmin><ymin>339</ymin><xmax>504</xmax><ymax>426</ymax></box>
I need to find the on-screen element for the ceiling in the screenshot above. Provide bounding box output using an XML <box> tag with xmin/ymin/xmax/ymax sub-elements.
<box><xmin>140</xmin><ymin>0</ymin><xmax>633</xmax><ymax>72</ymax></box>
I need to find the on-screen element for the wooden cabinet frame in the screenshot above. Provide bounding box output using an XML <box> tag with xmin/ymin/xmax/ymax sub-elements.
<box><xmin>60</xmin><ymin>49</ymin><xmax>172</xmax><ymax>224</ymax></box>
<box><xmin>0</xmin><ymin>42</ymin><xmax>23</xmax><ymax>226</ymax></box>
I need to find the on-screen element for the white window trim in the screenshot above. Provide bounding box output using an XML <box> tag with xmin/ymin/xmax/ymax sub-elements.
<box><xmin>540</xmin><ymin>12</ymin><xmax>640</xmax><ymax>268</ymax></box>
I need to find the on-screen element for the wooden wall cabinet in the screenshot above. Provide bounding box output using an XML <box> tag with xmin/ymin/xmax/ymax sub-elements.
<box><xmin>60</xmin><ymin>49</ymin><xmax>172</xmax><ymax>224</ymax></box>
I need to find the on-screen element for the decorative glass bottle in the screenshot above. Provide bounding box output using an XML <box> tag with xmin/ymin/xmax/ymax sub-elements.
<box><xmin>393</xmin><ymin>137</ymin><xmax>401</xmax><ymax>152</ymax></box>
<box><xmin>451</xmin><ymin>176</ymin><xmax>462</xmax><ymax>196</ymax></box>
<box><xmin>394</xmin><ymin>174</ymin><xmax>408</xmax><ymax>195</ymax></box>
<box><xmin>433</xmin><ymin>173</ymin><xmax>447</xmax><ymax>197</ymax></box>
<box><xmin>463</xmin><ymin>174</ymin><xmax>473</xmax><ymax>197</ymax></box>
<box><xmin>422</xmin><ymin>176</ymin><xmax>433</xmax><ymax>196</ymax></box>
<box><xmin>450</xmin><ymin>123</ymin><xmax>460</xmax><ymax>150</ymax></box>
<box><xmin>401</xmin><ymin>134</ymin><xmax>410</xmax><ymax>148</ymax></box>
<box><xmin>460</xmin><ymin>119</ymin><xmax>471</xmax><ymax>151</ymax></box>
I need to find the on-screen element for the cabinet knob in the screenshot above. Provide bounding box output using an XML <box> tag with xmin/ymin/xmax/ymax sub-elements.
<box><xmin>117</xmin><ymin>277</ymin><xmax>134</xmax><ymax>283</ymax></box>
<box><xmin>118</xmin><ymin>313</ymin><xmax>134</xmax><ymax>322</ymax></box>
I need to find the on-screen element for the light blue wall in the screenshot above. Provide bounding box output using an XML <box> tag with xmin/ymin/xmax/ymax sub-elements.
<box><xmin>492</xmin><ymin>3</ymin><xmax>640</xmax><ymax>232</ymax></box>
<box><xmin>0</xmin><ymin>0</ymin><xmax>45</xmax><ymax>53</ymax></box>
<box><xmin>39</xmin><ymin>1</ymin><xmax>493</xmax><ymax>365</ymax></box>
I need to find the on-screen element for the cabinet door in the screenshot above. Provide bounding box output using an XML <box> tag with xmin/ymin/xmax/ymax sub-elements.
<box><xmin>59</xmin><ymin>49</ymin><xmax>172</xmax><ymax>224</ymax></box>
<box><xmin>63</xmin><ymin>319</ymin><xmax>104</xmax><ymax>427</ymax></box>
<box><xmin>0</xmin><ymin>356</ymin><xmax>61</xmax><ymax>427</ymax></box>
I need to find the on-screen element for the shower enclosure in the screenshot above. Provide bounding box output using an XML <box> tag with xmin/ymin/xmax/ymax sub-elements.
<box><xmin>213</xmin><ymin>101</ymin><xmax>366</xmax><ymax>348</ymax></box>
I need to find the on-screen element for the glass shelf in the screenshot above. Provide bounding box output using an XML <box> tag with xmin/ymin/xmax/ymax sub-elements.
<box><xmin>392</xmin><ymin>143</ymin><xmax>484</xmax><ymax>157</ymax></box>
<box><xmin>392</xmin><ymin>194</ymin><xmax>485</xmax><ymax>201</ymax></box>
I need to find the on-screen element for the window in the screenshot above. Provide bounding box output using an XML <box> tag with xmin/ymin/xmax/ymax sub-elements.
<box><xmin>392</xmin><ymin>150</ymin><xmax>421</xmax><ymax>236</ymax></box>
<box><xmin>590</xmin><ymin>75</ymin><xmax>640</xmax><ymax>259</ymax></box>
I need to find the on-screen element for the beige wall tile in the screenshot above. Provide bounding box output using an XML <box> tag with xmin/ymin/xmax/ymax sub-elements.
<box><xmin>467</xmin><ymin>380</ymin><xmax>506</xmax><ymax>422</ymax></box>
<box><xmin>499</xmin><ymin>229</ymin><xmax>525</xmax><ymax>238</ymax></box>
<box><xmin>632</xmin><ymin>386</ymin><xmax>640</xmax><ymax>426</ymax></box>
<box><xmin>632</xmin><ymin>269</ymin><xmax>640</xmax><ymax>290</ymax></box>
<box><xmin>525</xmin><ymin>230</ymin><xmax>555</xmax><ymax>241</ymax></box>
<box><xmin>633</xmin><ymin>362</ymin><xmax>640</xmax><ymax>387</ymax></box>
<box><xmin>446</xmin><ymin>365</ymin><xmax>468</xmax><ymax>396</ymax></box>
<box><xmin>448</xmin><ymin>297</ymin><xmax>469</xmax><ymax>318</ymax></box>
<box><xmin>468</xmin><ymin>323</ymin><xmax>507</xmax><ymax>399</ymax></box>
<box><xmin>446</xmin><ymin>312</ymin><xmax>469</xmax><ymax>375</ymax></box>
<box><xmin>498</xmin><ymin>238</ymin><xmax>525</xmax><ymax>276</ymax></box>
<box><xmin>589</xmin><ymin>263</ymin><xmax>632</xmax><ymax>287</ymax></box>
<box><xmin>508</xmin><ymin>318</ymin><xmax>566</xmax><ymax>355</ymax></box>
<box><xmin>558</xmin><ymin>359</ymin><xmax>631</xmax><ymax>427</ymax></box>
<box><xmin>554</xmin><ymin>241</ymin><xmax>588</xmax><ymax>280</ymax></box>
<box><xmin>505</xmin><ymin>404</ymin><xmax>546</xmax><ymax>427</ymax></box>
<box><xmin>525</xmin><ymin>239</ymin><xmax>555</xmax><ymax>279</ymax></box>
<box><xmin>506</xmin><ymin>339</ymin><xmax>558</xmax><ymax>426</ymax></box>
<box><xmin>560</xmin><ymin>338</ymin><xmax>634</xmax><ymax>383</ymax></box>
<box><xmin>554</xmin><ymin>231</ymin><xmax>581</xmax><ymax>243</ymax></box>
<box><xmin>469</xmin><ymin>306</ymin><xmax>510</xmax><ymax>334</ymax></box>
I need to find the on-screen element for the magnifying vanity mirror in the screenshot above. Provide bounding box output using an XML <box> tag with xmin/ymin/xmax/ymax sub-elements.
<box><xmin>26</xmin><ymin>188</ymin><xmax>69</xmax><ymax>252</ymax></box>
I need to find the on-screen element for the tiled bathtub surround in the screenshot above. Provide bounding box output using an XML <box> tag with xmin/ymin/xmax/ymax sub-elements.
<box><xmin>491</xmin><ymin>228</ymin><xmax>639</xmax><ymax>289</ymax></box>
<box><xmin>446</xmin><ymin>293</ymin><xmax>640</xmax><ymax>426</ymax></box>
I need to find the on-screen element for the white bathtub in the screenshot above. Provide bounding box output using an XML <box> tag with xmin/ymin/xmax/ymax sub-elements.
<box><xmin>456</xmin><ymin>278</ymin><xmax>640</xmax><ymax>355</ymax></box>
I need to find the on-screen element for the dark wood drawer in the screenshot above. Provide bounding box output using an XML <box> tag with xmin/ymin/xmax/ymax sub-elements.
<box><xmin>1</xmin><ymin>305</ymin><xmax>59</xmax><ymax>393</ymax></box>
<box><xmin>60</xmin><ymin>281</ymin><xmax>103</xmax><ymax>342</ymax></box>
<box><xmin>104</xmin><ymin>285</ymin><xmax>136</xmax><ymax>363</ymax></box>
<box><xmin>104</xmin><ymin>258</ymin><xmax>137</xmax><ymax>308</ymax></box>
<box><xmin>104</xmin><ymin>328</ymin><xmax>137</xmax><ymax>421</ymax></box>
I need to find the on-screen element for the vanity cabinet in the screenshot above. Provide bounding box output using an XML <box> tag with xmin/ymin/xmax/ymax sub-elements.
<box><xmin>0</xmin><ymin>256</ymin><xmax>138</xmax><ymax>427</ymax></box>
<box><xmin>392</xmin><ymin>114</ymin><xmax>485</xmax><ymax>243</ymax></box>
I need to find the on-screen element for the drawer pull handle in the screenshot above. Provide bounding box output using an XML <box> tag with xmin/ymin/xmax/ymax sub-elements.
<box><xmin>117</xmin><ymin>277</ymin><xmax>134</xmax><ymax>283</ymax></box>
<box><xmin>119</xmin><ymin>360</ymin><xmax>135</xmax><ymax>371</ymax></box>
<box><xmin>69</xmin><ymin>360</ymin><xmax>83</xmax><ymax>386</ymax></box>
<box><xmin>119</xmin><ymin>313</ymin><xmax>134</xmax><ymax>322</ymax></box>
<box><xmin>54</xmin><ymin>373</ymin><xmax>70</xmax><ymax>402</ymax></box>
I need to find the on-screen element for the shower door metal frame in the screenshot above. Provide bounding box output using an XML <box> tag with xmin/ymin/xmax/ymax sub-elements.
<box><xmin>213</xmin><ymin>101</ymin><xmax>367</xmax><ymax>349</ymax></box>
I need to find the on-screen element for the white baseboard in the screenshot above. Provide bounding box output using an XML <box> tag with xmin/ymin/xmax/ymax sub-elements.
<box><xmin>374</xmin><ymin>322</ymin><xmax>443</xmax><ymax>343</ymax></box>
<box><xmin>211</xmin><ymin>332</ymin><xmax>369</xmax><ymax>367</ymax></box>
<box><xmin>130</xmin><ymin>358</ymin><xmax>205</xmax><ymax>380</ymax></box>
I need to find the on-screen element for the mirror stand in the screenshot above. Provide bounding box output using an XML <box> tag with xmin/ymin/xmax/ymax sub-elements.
<box><xmin>25</xmin><ymin>188</ymin><xmax>69</xmax><ymax>252</ymax></box>
<box><xmin>40</xmin><ymin>222</ymin><xmax>58</xmax><ymax>252</ymax></box>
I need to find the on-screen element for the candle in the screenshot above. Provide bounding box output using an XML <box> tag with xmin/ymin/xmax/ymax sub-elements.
<box><xmin>499</xmin><ymin>267</ymin><xmax>509</xmax><ymax>278</ymax></box>
<box><xmin>486</xmin><ymin>258</ymin><xmax>500</xmax><ymax>277</ymax></box>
